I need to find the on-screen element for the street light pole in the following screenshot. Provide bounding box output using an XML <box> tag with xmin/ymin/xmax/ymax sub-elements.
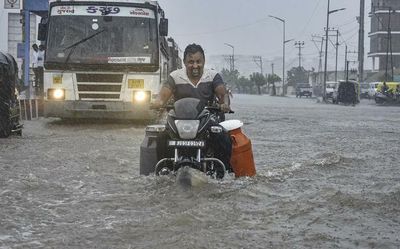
<box><xmin>323</xmin><ymin>0</ymin><xmax>345</xmax><ymax>102</ymax></box>
<box><xmin>224</xmin><ymin>43</ymin><xmax>234</xmax><ymax>71</ymax></box>
<box><xmin>269</xmin><ymin>15</ymin><xmax>289</xmax><ymax>96</ymax></box>
<box><xmin>323</xmin><ymin>0</ymin><xmax>330</xmax><ymax>102</ymax></box>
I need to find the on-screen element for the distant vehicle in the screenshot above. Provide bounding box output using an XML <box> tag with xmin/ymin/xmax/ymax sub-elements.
<box><xmin>295</xmin><ymin>83</ymin><xmax>312</xmax><ymax>98</ymax></box>
<box><xmin>0</xmin><ymin>52</ymin><xmax>22</xmax><ymax>138</ymax></box>
<box><xmin>333</xmin><ymin>80</ymin><xmax>359</xmax><ymax>105</ymax></box>
<box><xmin>39</xmin><ymin>0</ymin><xmax>180</xmax><ymax>121</ymax></box>
<box><xmin>368</xmin><ymin>82</ymin><xmax>380</xmax><ymax>99</ymax></box>
<box><xmin>359</xmin><ymin>82</ymin><xmax>370</xmax><ymax>99</ymax></box>
<box><xmin>325</xmin><ymin>81</ymin><xmax>338</xmax><ymax>100</ymax></box>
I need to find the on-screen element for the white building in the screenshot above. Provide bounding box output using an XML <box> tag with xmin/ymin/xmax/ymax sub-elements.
<box><xmin>1</xmin><ymin>0</ymin><xmax>38</xmax><ymax>77</ymax></box>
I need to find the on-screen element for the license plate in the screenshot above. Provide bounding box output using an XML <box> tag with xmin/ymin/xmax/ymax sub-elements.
<box><xmin>128</xmin><ymin>79</ymin><xmax>144</xmax><ymax>89</ymax></box>
<box><xmin>168</xmin><ymin>140</ymin><xmax>205</xmax><ymax>147</ymax></box>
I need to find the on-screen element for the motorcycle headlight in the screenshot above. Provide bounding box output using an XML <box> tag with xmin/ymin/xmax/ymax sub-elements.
<box><xmin>175</xmin><ymin>120</ymin><xmax>199</xmax><ymax>139</ymax></box>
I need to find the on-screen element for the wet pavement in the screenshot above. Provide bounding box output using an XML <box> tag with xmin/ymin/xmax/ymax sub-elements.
<box><xmin>1</xmin><ymin>94</ymin><xmax>400</xmax><ymax>249</ymax></box>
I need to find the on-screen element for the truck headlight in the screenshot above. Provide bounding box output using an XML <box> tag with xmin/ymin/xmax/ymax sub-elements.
<box><xmin>133</xmin><ymin>91</ymin><xmax>150</xmax><ymax>103</ymax></box>
<box><xmin>47</xmin><ymin>88</ymin><xmax>65</xmax><ymax>100</ymax></box>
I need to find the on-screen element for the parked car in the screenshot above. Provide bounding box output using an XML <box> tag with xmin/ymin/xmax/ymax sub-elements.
<box><xmin>0</xmin><ymin>52</ymin><xmax>22</xmax><ymax>138</ymax></box>
<box><xmin>295</xmin><ymin>83</ymin><xmax>312</xmax><ymax>98</ymax></box>
<box><xmin>325</xmin><ymin>81</ymin><xmax>338</xmax><ymax>100</ymax></box>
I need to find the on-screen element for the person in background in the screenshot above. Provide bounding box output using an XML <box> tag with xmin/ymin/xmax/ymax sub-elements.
<box><xmin>381</xmin><ymin>81</ymin><xmax>389</xmax><ymax>94</ymax></box>
<box><xmin>31</xmin><ymin>44</ymin><xmax>39</xmax><ymax>88</ymax></box>
<box><xmin>151</xmin><ymin>43</ymin><xmax>233</xmax><ymax>174</ymax></box>
<box><xmin>36</xmin><ymin>45</ymin><xmax>45</xmax><ymax>95</ymax></box>
<box><xmin>395</xmin><ymin>84</ymin><xmax>400</xmax><ymax>100</ymax></box>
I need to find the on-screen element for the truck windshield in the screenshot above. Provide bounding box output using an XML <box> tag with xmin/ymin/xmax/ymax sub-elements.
<box><xmin>45</xmin><ymin>5</ymin><xmax>158</xmax><ymax>70</ymax></box>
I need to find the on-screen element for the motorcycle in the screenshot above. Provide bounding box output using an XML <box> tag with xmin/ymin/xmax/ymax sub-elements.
<box><xmin>140</xmin><ymin>97</ymin><xmax>235</xmax><ymax>181</ymax></box>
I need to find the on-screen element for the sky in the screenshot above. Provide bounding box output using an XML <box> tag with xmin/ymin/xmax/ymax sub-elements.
<box><xmin>156</xmin><ymin>0</ymin><xmax>370</xmax><ymax>77</ymax></box>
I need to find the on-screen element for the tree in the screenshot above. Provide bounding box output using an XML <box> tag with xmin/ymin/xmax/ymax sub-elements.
<box><xmin>249</xmin><ymin>72</ymin><xmax>266</xmax><ymax>95</ymax></box>
<box><xmin>236</xmin><ymin>76</ymin><xmax>253</xmax><ymax>94</ymax></box>
<box><xmin>287</xmin><ymin>66</ymin><xmax>309</xmax><ymax>87</ymax></box>
<box><xmin>267</xmin><ymin>74</ymin><xmax>281</xmax><ymax>96</ymax></box>
<box><xmin>220</xmin><ymin>68</ymin><xmax>240</xmax><ymax>91</ymax></box>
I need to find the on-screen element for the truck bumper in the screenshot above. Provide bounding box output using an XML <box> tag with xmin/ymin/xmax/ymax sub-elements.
<box><xmin>44</xmin><ymin>100</ymin><xmax>156</xmax><ymax>120</ymax></box>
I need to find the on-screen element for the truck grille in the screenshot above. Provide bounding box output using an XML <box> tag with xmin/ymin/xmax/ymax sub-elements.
<box><xmin>75</xmin><ymin>73</ymin><xmax>123</xmax><ymax>100</ymax></box>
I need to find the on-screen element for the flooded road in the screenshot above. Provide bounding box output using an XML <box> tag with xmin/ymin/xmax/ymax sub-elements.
<box><xmin>1</xmin><ymin>95</ymin><xmax>400</xmax><ymax>249</ymax></box>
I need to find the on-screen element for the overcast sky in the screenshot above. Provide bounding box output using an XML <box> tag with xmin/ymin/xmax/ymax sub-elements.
<box><xmin>157</xmin><ymin>0</ymin><xmax>370</xmax><ymax>76</ymax></box>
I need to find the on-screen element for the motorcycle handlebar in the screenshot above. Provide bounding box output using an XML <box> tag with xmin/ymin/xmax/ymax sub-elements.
<box><xmin>206</xmin><ymin>104</ymin><xmax>234</xmax><ymax>114</ymax></box>
<box><xmin>150</xmin><ymin>102</ymin><xmax>234</xmax><ymax>114</ymax></box>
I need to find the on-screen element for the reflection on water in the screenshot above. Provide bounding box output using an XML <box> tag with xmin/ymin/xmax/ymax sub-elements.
<box><xmin>1</xmin><ymin>96</ymin><xmax>400</xmax><ymax>248</ymax></box>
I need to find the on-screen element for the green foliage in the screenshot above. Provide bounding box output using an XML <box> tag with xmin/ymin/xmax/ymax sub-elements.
<box><xmin>287</xmin><ymin>66</ymin><xmax>309</xmax><ymax>86</ymax></box>
<box><xmin>220</xmin><ymin>68</ymin><xmax>239</xmax><ymax>85</ymax></box>
<box><xmin>219</xmin><ymin>68</ymin><xmax>281</xmax><ymax>95</ymax></box>
<box><xmin>266</xmin><ymin>73</ymin><xmax>281</xmax><ymax>96</ymax></box>
<box><xmin>249</xmin><ymin>72</ymin><xmax>266</xmax><ymax>95</ymax></box>
<box><xmin>236</xmin><ymin>76</ymin><xmax>254</xmax><ymax>94</ymax></box>
<box><xmin>266</xmin><ymin>73</ymin><xmax>281</xmax><ymax>84</ymax></box>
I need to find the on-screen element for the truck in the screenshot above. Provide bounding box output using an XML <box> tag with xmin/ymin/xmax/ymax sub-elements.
<box><xmin>295</xmin><ymin>83</ymin><xmax>312</xmax><ymax>98</ymax></box>
<box><xmin>38</xmin><ymin>0</ymin><xmax>181</xmax><ymax>120</ymax></box>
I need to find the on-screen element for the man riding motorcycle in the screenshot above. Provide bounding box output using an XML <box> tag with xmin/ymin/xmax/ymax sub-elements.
<box><xmin>151</xmin><ymin>43</ymin><xmax>233</xmax><ymax>172</ymax></box>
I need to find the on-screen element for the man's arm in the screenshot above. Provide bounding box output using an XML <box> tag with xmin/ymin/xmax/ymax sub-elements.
<box><xmin>150</xmin><ymin>86</ymin><xmax>173</xmax><ymax>109</ymax></box>
<box><xmin>215</xmin><ymin>85</ymin><xmax>231</xmax><ymax>112</ymax></box>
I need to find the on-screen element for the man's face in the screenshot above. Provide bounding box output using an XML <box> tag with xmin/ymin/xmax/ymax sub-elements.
<box><xmin>184</xmin><ymin>52</ymin><xmax>204</xmax><ymax>79</ymax></box>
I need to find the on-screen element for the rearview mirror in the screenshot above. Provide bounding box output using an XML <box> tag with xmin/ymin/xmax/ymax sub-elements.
<box><xmin>159</xmin><ymin>18</ymin><xmax>168</xmax><ymax>36</ymax></box>
<box><xmin>38</xmin><ymin>23</ymin><xmax>47</xmax><ymax>41</ymax></box>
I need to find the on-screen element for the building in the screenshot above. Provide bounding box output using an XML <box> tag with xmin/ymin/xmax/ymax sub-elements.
<box><xmin>369</xmin><ymin>0</ymin><xmax>400</xmax><ymax>73</ymax></box>
<box><xmin>1</xmin><ymin>0</ymin><xmax>38</xmax><ymax>77</ymax></box>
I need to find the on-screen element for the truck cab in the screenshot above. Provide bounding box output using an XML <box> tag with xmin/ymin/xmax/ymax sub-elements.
<box><xmin>295</xmin><ymin>83</ymin><xmax>312</xmax><ymax>98</ymax></box>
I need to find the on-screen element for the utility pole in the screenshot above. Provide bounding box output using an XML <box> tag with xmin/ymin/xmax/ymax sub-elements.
<box><xmin>312</xmin><ymin>35</ymin><xmax>325</xmax><ymax>92</ymax></box>
<box><xmin>358</xmin><ymin>0</ymin><xmax>365</xmax><ymax>82</ymax></box>
<box><xmin>253</xmin><ymin>56</ymin><xmax>263</xmax><ymax>75</ymax></box>
<box><xmin>371</xmin><ymin>6</ymin><xmax>394</xmax><ymax>82</ymax></box>
<box><xmin>383</xmin><ymin>7</ymin><xmax>393</xmax><ymax>82</ymax></box>
<box><xmin>271</xmin><ymin>63</ymin><xmax>274</xmax><ymax>74</ymax></box>
<box><xmin>344</xmin><ymin>45</ymin><xmax>348</xmax><ymax>79</ymax></box>
<box><xmin>269</xmin><ymin>15</ymin><xmax>292</xmax><ymax>96</ymax></box>
<box><xmin>388</xmin><ymin>8</ymin><xmax>394</xmax><ymax>81</ymax></box>
<box><xmin>323</xmin><ymin>0</ymin><xmax>345</xmax><ymax>101</ymax></box>
<box><xmin>294</xmin><ymin>41</ymin><xmax>305</xmax><ymax>67</ymax></box>
<box><xmin>334</xmin><ymin>29</ymin><xmax>339</xmax><ymax>82</ymax></box>
<box><xmin>224</xmin><ymin>43</ymin><xmax>235</xmax><ymax>71</ymax></box>
<box><xmin>326</xmin><ymin>28</ymin><xmax>340</xmax><ymax>82</ymax></box>
<box><xmin>323</xmin><ymin>0</ymin><xmax>330</xmax><ymax>102</ymax></box>
<box><xmin>345</xmin><ymin>46</ymin><xmax>358</xmax><ymax>81</ymax></box>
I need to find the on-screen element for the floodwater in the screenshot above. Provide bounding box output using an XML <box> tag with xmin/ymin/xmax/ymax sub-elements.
<box><xmin>1</xmin><ymin>95</ymin><xmax>400</xmax><ymax>249</ymax></box>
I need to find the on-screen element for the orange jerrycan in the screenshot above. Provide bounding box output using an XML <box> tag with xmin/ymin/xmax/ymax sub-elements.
<box><xmin>220</xmin><ymin>120</ymin><xmax>256</xmax><ymax>177</ymax></box>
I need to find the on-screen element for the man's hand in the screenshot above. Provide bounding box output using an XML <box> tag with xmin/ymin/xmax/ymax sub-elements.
<box><xmin>150</xmin><ymin>100</ymin><xmax>163</xmax><ymax>110</ymax></box>
<box><xmin>220</xmin><ymin>103</ymin><xmax>231</xmax><ymax>113</ymax></box>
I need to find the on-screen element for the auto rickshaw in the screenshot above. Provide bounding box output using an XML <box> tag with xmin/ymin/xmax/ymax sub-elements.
<box><xmin>0</xmin><ymin>52</ymin><xmax>22</xmax><ymax>138</ymax></box>
<box><xmin>374</xmin><ymin>82</ymin><xmax>400</xmax><ymax>104</ymax></box>
<box><xmin>333</xmin><ymin>80</ymin><xmax>360</xmax><ymax>105</ymax></box>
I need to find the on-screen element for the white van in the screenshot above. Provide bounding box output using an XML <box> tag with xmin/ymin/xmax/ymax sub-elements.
<box><xmin>326</xmin><ymin>81</ymin><xmax>338</xmax><ymax>99</ymax></box>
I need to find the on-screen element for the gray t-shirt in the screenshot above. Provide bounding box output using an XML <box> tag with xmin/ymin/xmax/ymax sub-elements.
<box><xmin>163</xmin><ymin>68</ymin><xmax>224</xmax><ymax>105</ymax></box>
